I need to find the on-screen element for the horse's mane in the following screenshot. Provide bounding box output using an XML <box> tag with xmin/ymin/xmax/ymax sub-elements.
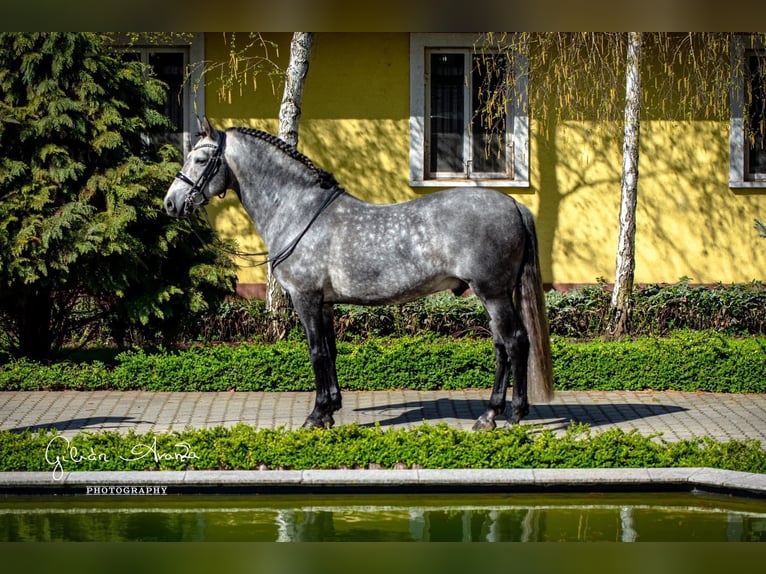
<box><xmin>231</xmin><ymin>127</ymin><xmax>341</xmax><ymax>191</ymax></box>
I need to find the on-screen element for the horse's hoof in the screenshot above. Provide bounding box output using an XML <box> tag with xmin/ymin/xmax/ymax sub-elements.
<box><xmin>472</xmin><ymin>415</ymin><xmax>497</xmax><ymax>431</ymax></box>
<box><xmin>302</xmin><ymin>414</ymin><xmax>335</xmax><ymax>429</ymax></box>
<box><xmin>507</xmin><ymin>405</ymin><xmax>530</xmax><ymax>425</ymax></box>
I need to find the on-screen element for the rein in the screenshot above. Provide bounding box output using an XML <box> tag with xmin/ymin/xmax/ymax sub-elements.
<box><xmin>267</xmin><ymin>186</ymin><xmax>344</xmax><ymax>269</ymax></box>
<box><xmin>194</xmin><ymin>188</ymin><xmax>342</xmax><ymax>270</ymax></box>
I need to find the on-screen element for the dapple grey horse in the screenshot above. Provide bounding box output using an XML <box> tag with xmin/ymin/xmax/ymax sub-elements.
<box><xmin>164</xmin><ymin>118</ymin><xmax>553</xmax><ymax>430</ymax></box>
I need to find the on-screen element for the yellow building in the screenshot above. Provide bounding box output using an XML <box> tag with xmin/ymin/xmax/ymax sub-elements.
<box><xmin>146</xmin><ymin>33</ymin><xmax>765</xmax><ymax>297</ymax></box>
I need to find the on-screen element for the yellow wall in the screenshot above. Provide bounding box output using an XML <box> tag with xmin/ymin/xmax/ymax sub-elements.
<box><xmin>203</xmin><ymin>33</ymin><xmax>765</xmax><ymax>289</ymax></box>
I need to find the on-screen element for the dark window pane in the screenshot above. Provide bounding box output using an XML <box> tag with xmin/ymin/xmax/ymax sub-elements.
<box><xmin>471</xmin><ymin>54</ymin><xmax>506</xmax><ymax>174</ymax></box>
<box><xmin>748</xmin><ymin>54</ymin><xmax>766</xmax><ymax>175</ymax></box>
<box><xmin>149</xmin><ymin>52</ymin><xmax>185</xmax><ymax>133</ymax></box>
<box><xmin>430</xmin><ymin>53</ymin><xmax>464</xmax><ymax>174</ymax></box>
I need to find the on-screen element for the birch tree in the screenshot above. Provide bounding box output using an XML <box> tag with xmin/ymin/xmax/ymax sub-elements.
<box><xmin>607</xmin><ymin>32</ymin><xmax>641</xmax><ymax>338</ymax></box>
<box><xmin>262</xmin><ymin>32</ymin><xmax>314</xmax><ymax>338</ymax></box>
<box><xmin>479</xmin><ymin>32</ymin><xmax>766</xmax><ymax>338</ymax></box>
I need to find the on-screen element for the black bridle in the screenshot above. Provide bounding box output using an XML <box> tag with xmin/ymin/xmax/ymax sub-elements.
<box><xmin>178</xmin><ymin>129</ymin><xmax>344</xmax><ymax>270</ymax></box>
<box><xmin>175</xmin><ymin>131</ymin><xmax>227</xmax><ymax>216</ymax></box>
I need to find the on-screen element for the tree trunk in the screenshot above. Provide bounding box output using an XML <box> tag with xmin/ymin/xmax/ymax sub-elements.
<box><xmin>16</xmin><ymin>287</ymin><xmax>54</xmax><ymax>360</ymax></box>
<box><xmin>266</xmin><ymin>32</ymin><xmax>314</xmax><ymax>339</ymax></box>
<box><xmin>277</xmin><ymin>32</ymin><xmax>314</xmax><ymax>148</ymax></box>
<box><xmin>606</xmin><ymin>32</ymin><xmax>642</xmax><ymax>340</ymax></box>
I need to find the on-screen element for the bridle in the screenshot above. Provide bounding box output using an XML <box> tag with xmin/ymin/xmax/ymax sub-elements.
<box><xmin>177</xmin><ymin>129</ymin><xmax>344</xmax><ymax>270</ymax></box>
<box><xmin>175</xmin><ymin>131</ymin><xmax>227</xmax><ymax>216</ymax></box>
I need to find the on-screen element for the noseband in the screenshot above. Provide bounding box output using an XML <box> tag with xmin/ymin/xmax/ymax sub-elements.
<box><xmin>175</xmin><ymin>131</ymin><xmax>227</xmax><ymax>216</ymax></box>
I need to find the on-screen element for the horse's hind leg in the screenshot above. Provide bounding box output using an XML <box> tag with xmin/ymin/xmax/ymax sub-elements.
<box><xmin>293</xmin><ymin>296</ymin><xmax>342</xmax><ymax>429</ymax></box>
<box><xmin>322</xmin><ymin>304</ymin><xmax>342</xmax><ymax>413</ymax></box>
<box><xmin>473</xmin><ymin>296</ymin><xmax>530</xmax><ymax>430</ymax></box>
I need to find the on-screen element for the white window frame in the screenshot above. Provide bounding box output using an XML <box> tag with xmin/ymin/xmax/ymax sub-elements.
<box><xmin>409</xmin><ymin>33</ymin><xmax>529</xmax><ymax>188</ymax></box>
<box><xmin>729</xmin><ymin>34</ymin><xmax>766</xmax><ymax>188</ymax></box>
<box><xmin>114</xmin><ymin>33</ymin><xmax>205</xmax><ymax>157</ymax></box>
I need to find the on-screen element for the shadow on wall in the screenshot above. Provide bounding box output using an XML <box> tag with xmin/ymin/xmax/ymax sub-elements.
<box><xmin>201</xmin><ymin>33</ymin><xmax>765</xmax><ymax>288</ymax></box>
<box><xmin>533</xmin><ymin>112</ymin><xmax>764</xmax><ymax>285</ymax></box>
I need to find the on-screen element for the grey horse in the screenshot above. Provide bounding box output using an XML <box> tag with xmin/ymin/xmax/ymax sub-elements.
<box><xmin>164</xmin><ymin>118</ymin><xmax>553</xmax><ymax>430</ymax></box>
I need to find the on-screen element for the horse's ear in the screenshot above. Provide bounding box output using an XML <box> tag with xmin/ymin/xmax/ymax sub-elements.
<box><xmin>200</xmin><ymin>116</ymin><xmax>215</xmax><ymax>138</ymax></box>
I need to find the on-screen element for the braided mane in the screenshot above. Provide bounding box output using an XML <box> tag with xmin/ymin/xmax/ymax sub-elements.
<box><xmin>232</xmin><ymin>127</ymin><xmax>341</xmax><ymax>190</ymax></box>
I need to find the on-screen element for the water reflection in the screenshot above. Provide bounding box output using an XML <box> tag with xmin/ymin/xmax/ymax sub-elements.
<box><xmin>2</xmin><ymin>494</ymin><xmax>766</xmax><ymax>542</ymax></box>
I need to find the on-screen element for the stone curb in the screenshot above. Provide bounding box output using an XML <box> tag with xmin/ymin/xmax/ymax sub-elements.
<box><xmin>2</xmin><ymin>468</ymin><xmax>765</xmax><ymax>497</ymax></box>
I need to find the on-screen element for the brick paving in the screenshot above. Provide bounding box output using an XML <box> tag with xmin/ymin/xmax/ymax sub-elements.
<box><xmin>1</xmin><ymin>389</ymin><xmax>765</xmax><ymax>444</ymax></box>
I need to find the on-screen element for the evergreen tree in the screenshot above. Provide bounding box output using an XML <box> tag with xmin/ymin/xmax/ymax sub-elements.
<box><xmin>0</xmin><ymin>32</ymin><xmax>236</xmax><ymax>359</ymax></box>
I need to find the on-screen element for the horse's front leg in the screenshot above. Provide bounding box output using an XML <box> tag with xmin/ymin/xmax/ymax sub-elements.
<box><xmin>294</xmin><ymin>297</ymin><xmax>341</xmax><ymax>428</ymax></box>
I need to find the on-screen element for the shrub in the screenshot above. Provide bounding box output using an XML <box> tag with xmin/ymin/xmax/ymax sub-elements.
<box><xmin>2</xmin><ymin>332</ymin><xmax>764</xmax><ymax>394</ymax></box>
<box><xmin>0</xmin><ymin>32</ymin><xmax>237</xmax><ymax>359</ymax></box>
<box><xmin>175</xmin><ymin>281</ymin><xmax>766</xmax><ymax>345</ymax></box>
<box><xmin>3</xmin><ymin>423</ymin><xmax>764</xmax><ymax>473</ymax></box>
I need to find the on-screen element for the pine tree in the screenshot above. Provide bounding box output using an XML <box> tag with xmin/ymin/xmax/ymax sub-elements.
<box><xmin>0</xmin><ymin>33</ymin><xmax>236</xmax><ymax>358</ymax></box>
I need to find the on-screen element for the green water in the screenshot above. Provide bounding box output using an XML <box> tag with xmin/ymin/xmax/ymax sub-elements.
<box><xmin>2</xmin><ymin>492</ymin><xmax>766</xmax><ymax>542</ymax></box>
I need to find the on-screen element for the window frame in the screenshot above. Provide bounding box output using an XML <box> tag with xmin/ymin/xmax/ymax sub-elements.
<box><xmin>409</xmin><ymin>33</ymin><xmax>529</xmax><ymax>188</ymax></box>
<box><xmin>114</xmin><ymin>33</ymin><xmax>205</xmax><ymax>157</ymax></box>
<box><xmin>729</xmin><ymin>35</ymin><xmax>766</xmax><ymax>188</ymax></box>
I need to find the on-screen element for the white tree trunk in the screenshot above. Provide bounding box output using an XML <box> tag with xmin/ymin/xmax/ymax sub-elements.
<box><xmin>278</xmin><ymin>32</ymin><xmax>313</xmax><ymax>147</ymax></box>
<box><xmin>266</xmin><ymin>32</ymin><xmax>314</xmax><ymax>325</ymax></box>
<box><xmin>607</xmin><ymin>32</ymin><xmax>642</xmax><ymax>339</ymax></box>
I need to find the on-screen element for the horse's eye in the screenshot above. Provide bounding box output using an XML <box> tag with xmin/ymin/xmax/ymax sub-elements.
<box><xmin>194</xmin><ymin>156</ymin><xmax>207</xmax><ymax>164</ymax></box>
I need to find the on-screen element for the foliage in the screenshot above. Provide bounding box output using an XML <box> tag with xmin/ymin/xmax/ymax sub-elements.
<box><xmin>547</xmin><ymin>280</ymin><xmax>766</xmax><ymax>338</ymax></box>
<box><xmin>2</xmin><ymin>332</ymin><xmax>764</xmax><ymax>394</ymax></box>
<box><xmin>206</xmin><ymin>32</ymin><xmax>283</xmax><ymax>103</ymax></box>
<box><xmin>2</xmin><ymin>422</ymin><xmax>764</xmax><ymax>473</ymax></box>
<box><xmin>171</xmin><ymin>282</ymin><xmax>765</xmax><ymax>344</ymax></box>
<box><xmin>551</xmin><ymin>331</ymin><xmax>766</xmax><ymax>393</ymax></box>
<box><xmin>0</xmin><ymin>32</ymin><xmax>237</xmax><ymax>358</ymax></box>
<box><xmin>478</xmin><ymin>33</ymin><xmax>766</xmax><ymax>136</ymax></box>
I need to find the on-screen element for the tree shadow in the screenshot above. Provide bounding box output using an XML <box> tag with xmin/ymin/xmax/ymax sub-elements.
<box><xmin>354</xmin><ymin>398</ymin><xmax>687</xmax><ymax>431</ymax></box>
<box><xmin>7</xmin><ymin>416</ymin><xmax>151</xmax><ymax>434</ymax></box>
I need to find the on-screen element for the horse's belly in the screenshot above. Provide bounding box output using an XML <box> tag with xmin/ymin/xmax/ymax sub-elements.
<box><xmin>326</xmin><ymin>269</ymin><xmax>464</xmax><ymax>305</ymax></box>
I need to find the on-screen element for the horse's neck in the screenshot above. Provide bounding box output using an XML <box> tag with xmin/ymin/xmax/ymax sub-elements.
<box><xmin>227</xmin><ymin>135</ymin><xmax>327</xmax><ymax>248</ymax></box>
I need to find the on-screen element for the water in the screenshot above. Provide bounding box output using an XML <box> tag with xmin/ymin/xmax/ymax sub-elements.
<box><xmin>2</xmin><ymin>492</ymin><xmax>766</xmax><ymax>542</ymax></box>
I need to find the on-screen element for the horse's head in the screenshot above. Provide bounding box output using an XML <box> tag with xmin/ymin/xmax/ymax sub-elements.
<box><xmin>164</xmin><ymin>117</ymin><xmax>228</xmax><ymax>218</ymax></box>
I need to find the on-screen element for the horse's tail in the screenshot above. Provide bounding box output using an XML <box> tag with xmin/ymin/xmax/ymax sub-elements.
<box><xmin>517</xmin><ymin>204</ymin><xmax>554</xmax><ymax>403</ymax></box>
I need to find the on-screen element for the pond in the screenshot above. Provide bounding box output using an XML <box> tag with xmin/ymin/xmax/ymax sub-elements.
<box><xmin>2</xmin><ymin>492</ymin><xmax>766</xmax><ymax>542</ymax></box>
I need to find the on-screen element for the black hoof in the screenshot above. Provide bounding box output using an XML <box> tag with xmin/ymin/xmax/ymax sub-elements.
<box><xmin>507</xmin><ymin>404</ymin><xmax>530</xmax><ymax>425</ymax></box>
<box><xmin>302</xmin><ymin>414</ymin><xmax>335</xmax><ymax>429</ymax></box>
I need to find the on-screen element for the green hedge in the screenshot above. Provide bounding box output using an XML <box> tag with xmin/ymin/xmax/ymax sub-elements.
<box><xmin>2</xmin><ymin>331</ymin><xmax>764</xmax><ymax>393</ymax></box>
<box><xmin>2</xmin><ymin>423</ymin><xmax>765</xmax><ymax>473</ymax></box>
<box><xmin>178</xmin><ymin>281</ymin><xmax>766</xmax><ymax>343</ymax></box>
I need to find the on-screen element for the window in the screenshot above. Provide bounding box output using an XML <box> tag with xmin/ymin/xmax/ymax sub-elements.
<box><xmin>410</xmin><ymin>34</ymin><xmax>528</xmax><ymax>187</ymax></box>
<box><xmin>729</xmin><ymin>37</ymin><xmax>766</xmax><ymax>187</ymax></box>
<box><xmin>118</xmin><ymin>34</ymin><xmax>205</xmax><ymax>156</ymax></box>
<box><xmin>746</xmin><ymin>53</ymin><xmax>766</xmax><ymax>178</ymax></box>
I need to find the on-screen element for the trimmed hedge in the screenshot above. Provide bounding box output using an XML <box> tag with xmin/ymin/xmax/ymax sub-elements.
<box><xmin>2</xmin><ymin>423</ymin><xmax>765</xmax><ymax>473</ymax></box>
<box><xmin>1</xmin><ymin>331</ymin><xmax>764</xmax><ymax>393</ymax></box>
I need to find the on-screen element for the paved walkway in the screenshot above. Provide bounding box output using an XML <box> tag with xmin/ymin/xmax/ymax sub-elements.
<box><xmin>2</xmin><ymin>389</ymin><xmax>766</xmax><ymax>443</ymax></box>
